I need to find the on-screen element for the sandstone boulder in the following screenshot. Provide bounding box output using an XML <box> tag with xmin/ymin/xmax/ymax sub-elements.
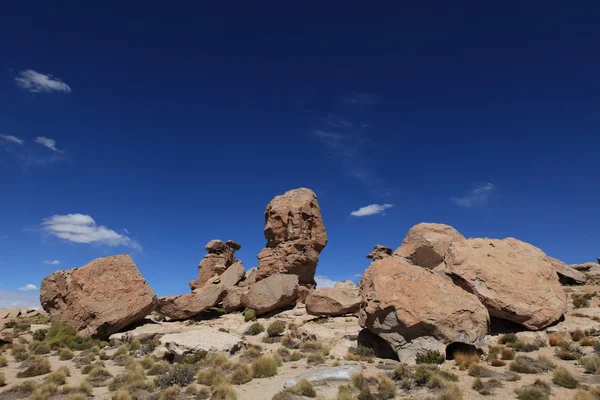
<box><xmin>255</xmin><ymin>188</ymin><xmax>327</xmax><ymax>286</ymax></box>
<box><xmin>242</xmin><ymin>274</ymin><xmax>299</xmax><ymax>315</ymax></box>
<box><xmin>189</xmin><ymin>240</ymin><xmax>241</xmax><ymax>290</ymax></box>
<box><xmin>306</xmin><ymin>283</ymin><xmax>360</xmax><ymax>316</ymax></box>
<box><xmin>548</xmin><ymin>256</ymin><xmax>586</xmax><ymax>285</ymax></box>
<box><xmin>40</xmin><ymin>254</ymin><xmax>156</xmax><ymax>338</ymax></box>
<box><xmin>159</xmin><ymin>326</ymin><xmax>245</xmax><ymax>361</ymax></box>
<box><xmin>359</xmin><ymin>256</ymin><xmax>489</xmax><ymax>364</ymax></box>
<box><xmin>445</xmin><ymin>238</ymin><xmax>568</xmax><ymax>330</ymax></box>
<box><xmin>158</xmin><ymin>261</ymin><xmax>245</xmax><ymax>320</ymax></box>
<box><xmin>366</xmin><ymin>245</ymin><xmax>393</xmax><ymax>260</ymax></box>
<box><xmin>570</xmin><ymin>262</ymin><xmax>598</xmax><ymax>272</ymax></box>
<box><xmin>394</xmin><ymin>223</ymin><xmax>465</xmax><ymax>269</ymax></box>
<box><xmin>223</xmin><ymin>286</ymin><xmax>247</xmax><ymax>313</ymax></box>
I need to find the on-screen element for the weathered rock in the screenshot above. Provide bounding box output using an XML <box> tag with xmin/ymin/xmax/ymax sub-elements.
<box><xmin>359</xmin><ymin>256</ymin><xmax>489</xmax><ymax>364</ymax></box>
<box><xmin>109</xmin><ymin>320</ymin><xmax>188</xmax><ymax>344</ymax></box>
<box><xmin>40</xmin><ymin>254</ymin><xmax>156</xmax><ymax>338</ymax></box>
<box><xmin>159</xmin><ymin>326</ymin><xmax>245</xmax><ymax>361</ymax></box>
<box><xmin>366</xmin><ymin>245</ymin><xmax>393</xmax><ymax>260</ymax></box>
<box><xmin>445</xmin><ymin>238</ymin><xmax>568</xmax><ymax>330</ymax></box>
<box><xmin>223</xmin><ymin>286</ymin><xmax>248</xmax><ymax>313</ymax></box>
<box><xmin>238</xmin><ymin>268</ymin><xmax>257</xmax><ymax>287</ymax></box>
<box><xmin>306</xmin><ymin>284</ymin><xmax>360</xmax><ymax>316</ymax></box>
<box><xmin>255</xmin><ymin>188</ymin><xmax>328</xmax><ymax>286</ymax></box>
<box><xmin>548</xmin><ymin>256</ymin><xmax>586</xmax><ymax>285</ymax></box>
<box><xmin>189</xmin><ymin>240</ymin><xmax>241</xmax><ymax>290</ymax></box>
<box><xmin>394</xmin><ymin>223</ymin><xmax>465</xmax><ymax>269</ymax></box>
<box><xmin>571</xmin><ymin>262</ymin><xmax>598</xmax><ymax>272</ymax></box>
<box><xmin>284</xmin><ymin>365</ymin><xmax>363</xmax><ymax>388</ymax></box>
<box><xmin>242</xmin><ymin>274</ymin><xmax>299</xmax><ymax>315</ymax></box>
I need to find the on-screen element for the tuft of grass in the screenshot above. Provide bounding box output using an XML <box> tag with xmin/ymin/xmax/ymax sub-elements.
<box><xmin>17</xmin><ymin>356</ymin><xmax>51</xmax><ymax>377</ymax></box>
<box><xmin>499</xmin><ymin>333</ymin><xmax>518</xmax><ymax>345</ymax></box>
<box><xmin>99</xmin><ymin>350</ymin><xmax>109</xmax><ymax>360</ymax></box>
<box><xmin>252</xmin><ymin>355</ymin><xmax>278</xmax><ymax>378</ymax></box>
<box><xmin>512</xmin><ymin>339</ymin><xmax>546</xmax><ymax>353</ymax></box>
<box><xmin>416</xmin><ymin>350</ymin><xmax>445</xmax><ymax>365</ymax></box>
<box><xmin>147</xmin><ymin>360</ymin><xmax>170</xmax><ymax>376</ymax></box>
<box><xmin>288</xmin><ymin>378</ymin><xmax>317</xmax><ymax>397</ymax></box>
<box><xmin>454</xmin><ymin>352</ymin><xmax>479</xmax><ymax>370</ymax></box>
<box><xmin>307</xmin><ymin>353</ymin><xmax>325</xmax><ymax>365</ymax></box>
<box><xmin>509</xmin><ymin>355</ymin><xmax>554</xmax><ymax>374</ymax></box>
<box><xmin>0</xmin><ymin>354</ymin><xmax>7</xmax><ymax>367</ymax></box>
<box><xmin>196</xmin><ymin>368</ymin><xmax>227</xmax><ymax>387</ymax></box>
<box><xmin>11</xmin><ymin>343</ymin><xmax>29</xmax><ymax>361</ymax></box>
<box><xmin>434</xmin><ymin>383</ymin><xmax>463</xmax><ymax>400</ymax></box>
<box><xmin>556</xmin><ymin>344</ymin><xmax>584</xmax><ymax>360</ymax></box>
<box><xmin>468</xmin><ymin>363</ymin><xmax>493</xmax><ymax>378</ymax></box>
<box><xmin>572</xmin><ymin>389</ymin><xmax>600</xmax><ymax>400</ymax></box>
<box><xmin>246</xmin><ymin>322</ymin><xmax>265</xmax><ymax>336</ymax></box>
<box><xmin>548</xmin><ymin>335</ymin><xmax>568</xmax><ymax>347</ymax></box>
<box><xmin>281</xmin><ymin>334</ymin><xmax>298</xmax><ymax>349</ymax></box>
<box><xmin>345</xmin><ymin>345</ymin><xmax>375</xmax><ymax>362</ymax></box>
<box><xmin>128</xmin><ymin>338</ymin><xmax>141</xmax><ymax>352</ymax></box>
<box><xmin>141</xmin><ymin>355</ymin><xmax>155</xmax><ymax>369</ymax></box>
<box><xmin>377</xmin><ymin>375</ymin><xmax>396</xmax><ymax>399</ymax></box>
<box><xmin>154</xmin><ymin>364</ymin><xmax>196</xmax><ymax>388</ymax></box>
<box><xmin>515</xmin><ymin>386</ymin><xmax>549</xmax><ymax>400</ymax></box>
<box><xmin>501</xmin><ymin>348</ymin><xmax>516</xmax><ymax>360</ymax></box>
<box><xmin>390</xmin><ymin>364</ymin><xmax>409</xmax><ymax>381</ymax></box>
<box><xmin>30</xmin><ymin>342</ymin><xmax>51</xmax><ymax>355</ymax></box>
<box><xmin>580</xmin><ymin>356</ymin><xmax>600</xmax><ymax>374</ymax></box>
<box><xmin>108</xmin><ymin>364</ymin><xmax>153</xmax><ymax>393</ymax></box>
<box><xmin>491</xmin><ymin>359</ymin><xmax>506</xmax><ymax>367</ymax></box>
<box><xmin>32</xmin><ymin>329</ymin><xmax>48</xmax><ymax>342</ymax></box>
<box><xmin>181</xmin><ymin>350</ymin><xmax>208</xmax><ymax>365</ymax></box>
<box><xmin>113</xmin><ymin>389</ymin><xmax>132</xmax><ymax>400</ymax></box>
<box><xmin>552</xmin><ymin>366</ymin><xmax>579</xmax><ymax>389</ymax></box>
<box><xmin>290</xmin><ymin>351</ymin><xmax>302</xmax><ymax>361</ymax></box>
<box><xmin>336</xmin><ymin>384</ymin><xmax>354</xmax><ymax>400</ymax></box>
<box><xmin>580</xmin><ymin>337</ymin><xmax>597</xmax><ymax>347</ymax></box>
<box><xmin>46</xmin><ymin>366</ymin><xmax>71</xmax><ymax>385</ymax></box>
<box><xmin>230</xmin><ymin>363</ymin><xmax>253</xmax><ymax>385</ymax></box>
<box><xmin>211</xmin><ymin>381</ymin><xmax>237</xmax><ymax>400</ymax></box>
<box><xmin>571</xmin><ymin>330</ymin><xmax>586</xmax><ymax>342</ymax></box>
<box><xmin>59</xmin><ymin>348</ymin><xmax>74</xmax><ymax>360</ymax></box>
<box><xmin>0</xmin><ymin>371</ymin><xmax>4</xmax><ymax>387</ymax></box>
<box><xmin>86</xmin><ymin>365</ymin><xmax>113</xmax><ymax>386</ymax></box>
<box><xmin>267</xmin><ymin>320</ymin><xmax>286</xmax><ymax>337</ymax></box>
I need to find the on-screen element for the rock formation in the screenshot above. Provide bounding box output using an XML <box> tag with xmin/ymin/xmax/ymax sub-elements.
<box><xmin>305</xmin><ymin>281</ymin><xmax>360</xmax><ymax>316</ymax></box>
<box><xmin>157</xmin><ymin>260</ymin><xmax>245</xmax><ymax>320</ymax></box>
<box><xmin>394</xmin><ymin>223</ymin><xmax>465</xmax><ymax>269</ymax></box>
<box><xmin>445</xmin><ymin>238</ymin><xmax>568</xmax><ymax>330</ymax></box>
<box><xmin>359</xmin><ymin>256</ymin><xmax>489</xmax><ymax>364</ymax></box>
<box><xmin>40</xmin><ymin>254</ymin><xmax>156</xmax><ymax>338</ymax></box>
<box><xmin>255</xmin><ymin>188</ymin><xmax>328</xmax><ymax>287</ymax></box>
<box><xmin>189</xmin><ymin>240</ymin><xmax>241</xmax><ymax>290</ymax></box>
<box><xmin>242</xmin><ymin>274</ymin><xmax>299</xmax><ymax>315</ymax></box>
<box><xmin>548</xmin><ymin>256</ymin><xmax>587</xmax><ymax>285</ymax></box>
<box><xmin>366</xmin><ymin>245</ymin><xmax>393</xmax><ymax>260</ymax></box>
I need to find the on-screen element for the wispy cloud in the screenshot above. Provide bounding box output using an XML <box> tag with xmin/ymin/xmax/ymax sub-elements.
<box><xmin>42</xmin><ymin>260</ymin><xmax>60</xmax><ymax>265</ymax></box>
<box><xmin>18</xmin><ymin>283</ymin><xmax>38</xmax><ymax>292</ymax></box>
<box><xmin>451</xmin><ymin>183</ymin><xmax>495</xmax><ymax>208</ymax></box>
<box><xmin>15</xmin><ymin>70</ymin><xmax>71</xmax><ymax>93</ymax></box>
<box><xmin>0</xmin><ymin>134</ymin><xmax>25</xmax><ymax>145</ymax></box>
<box><xmin>0</xmin><ymin>291</ymin><xmax>41</xmax><ymax>308</ymax></box>
<box><xmin>350</xmin><ymin>203</ymin><xmax>395</xmax><ymax>217</ymax></box>
<box><xmin>323</xmin><ymin>114</ymin><xmax>353</xmax><ymax>129</ymax></box>
<box><xmin>315</xmin><ymin>275</ymin><xmax>338</xmax><ymax>288</ymax></box>
<box><xmin>343</xmin><ymin>92</ymin><xmax>380</xmax><ymax>106</ymax></box>
<box><xmin>42</xmin><ymin>213</ymin><xmax>142</xmax><ymax>251</ymax></box>
<box><xmin>35</xmin><ymin>137</ymin><xmax>63</xmax><ymax>153</ymax></box>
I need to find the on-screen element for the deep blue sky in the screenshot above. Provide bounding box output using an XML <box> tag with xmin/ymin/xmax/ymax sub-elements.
<box><xmin>1</xmin><ymin>2</ymin><xmax>599</xmax><ymax>307</ymax></box>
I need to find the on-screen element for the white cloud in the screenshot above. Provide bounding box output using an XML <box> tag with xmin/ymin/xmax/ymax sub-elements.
<box><xmin>42</xmin><ymin>213</ymin><xmax>142</xmax><ymax>251</ymax></box>
<box><xmin>18</xmin><ymin>284</ymin><xmax>38</xmax><ymax>291</ymax></box>
<box><xmin>315</xmin><ymin>275</ymin><xmax>338</xmax><ymax>288</ymax></box>
<box><xmin>35</xmin><ymin>137</ymin><xmax>63</xmax><ymax>153</ymax></box>
<box><xmin>0</xmin><ymin>134</ymin><xmax>24</xmax><ymax>145</ymax></box>
<box><xmin>451</xmin><ymin>183</ymin><xmax>495</xmax><ymax>208</ymax></box>
<box><xmin>15</xmin><ymin>69</ymin><xmax>71</xmax><ymax>93</ymax></box>
<box><xmin>350</xmin><ymin>203</ymin><xmax>395</xmax><ymax>217</ymax></box>
<box><xmin>42</xmin><ymin>260</ymin><xmax>60</xmax><ymax>265</ymax></box>
<box><xmin>323</xmin><ymin>114</ymin><xmax>353</xmax><ymax>129</ymax></box>
<box><xmin>343</xmin><ymin>92</ymin><xmax>380</xmax><ymax>105</ymax></box>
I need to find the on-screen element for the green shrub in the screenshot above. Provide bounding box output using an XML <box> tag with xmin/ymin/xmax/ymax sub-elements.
<box><xmin>552</xmin><ymin>366</ymin><xmax>578</xmax><ymax>389</ymax></box>
<box><xmin>415</xmin><ymin>350</ymin><xmax>445</xmax><ymax>364</ymax></box>
<box><xmin>252</xmin><ymin>355</ymin><xmax>278</xmax><ymax>378</ymax></box>
<box><xmin>44</xmin><ymin>322</ymin><xmax>96</xmax><ymax>350</ymax></box>
<box><xmin>267</xmin><ymin>320</ymin><xmax>286</xmax><ymax>337</ymax></box>
<box><xmin>244</xmin><ymin>309</ymin><xmax>255</xmax><ymax>322</ymax></box>
<box><xmin>246</xmin><ymin>323</ymin><xmax>265</xmax><ymax>336</ymax></box>
<box><xmin>17</xmin><ymin>356</ymin><xmax>51</xmax><ymax>377</ymax></box>
<box><xmin>59</xmin><ymin>348</ymin><xmax>74</xmax><ymax>360</ymax></box>
<box><xmin>154</xmin><ymin>364</ymin><xmax>196</xmax><ymax>388</ymax></box>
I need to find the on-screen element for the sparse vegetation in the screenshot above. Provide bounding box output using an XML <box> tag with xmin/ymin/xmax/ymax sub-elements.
<box><xmin>515</xmin><ymin>380</ymin><xmax>551</xmax><ymax>400</ymax></box>
<box><xmin>246</xmin><ymin>322</ymin><xmax>265</xmax><ymax>336</ymax></box>
<box><xmin>307</xmin><ymin>353</ymin><xmax>325</xmax><ymax>365</ymax></box>
<box><xmin>267</xmin><ymin>320</ymin><xmax>286</xmax><ymax>337</ymax></box>
<box><xmin>552</xmin><ymin>366</ymin><xmax>579</xmax><ymax>389</ymax></box>
<box><xmin>11</xmin><ymin>342</ymin><xmax>29</xmax><ymax>361</ymax></box>
<box><xmin>509</xmin><ymin>355</ymin><xmax>554</xmax><ymax>374</ymax></box>
<box><xmin>580</xmin><ymin>337</ymin><xmax>597</xmax><ymax>346</ymax></box>
<box><xmin>155</xmin><ymin>364</ymin><xmax>196</xmax><ymax>388</ymax></box>
<box><xmin>46</xmin><ymin>366</ymin><xmax>71</xmax><ymax>385</ymax></box>
<box><xmin>580</xmin><ymin>356</ymin><xmax>600</xmax><ymax>374</ymax></box>
<box><xmin>468</xmin><ymin>363</ymin><xmax>493</xmax><ymax>378</ymax></box>
<box><xmin>499</xmin><ymin>333</ymin><xmax>518</xmax><ymax>344</ymax></box>
<box><xmin>415</xmin><ymin>349</ymin><xmax>445</xmax><ymax>365</ymax></box>
<box><xmin>454</xmin><ymin>352</ymin><xmax>480</xmax><ymax>370</ymax></box>
<box><xmin>128</xmin><ymin>338</ymin><xmax>141</xmax><ymax>352</ymax></box>
<box><xmin>147</xmin><ymin>361</ymin><xmax>170</xmax><ymax>376</ymax></box>
<box><xmin>230</xmin><ymin>363</ymin><xmax>253</xmax><ymax>385</ymax></box>
<box><xmin>571</xmin><ymin>330</ymin><xmax>586</xmax><ymax>342</ymax></box>
<box><xmin>345</xmin><ymin>345</ymin><xmax>375</xmax><ymax>362</ymax></box>
<box><xmin>556</xmin><ymin>344</ymin><xmax>584</xmax><ymax>360</ymax></box>
<box><xmin>181</xmin><ymin>350</ymin><xmax>208</xmax><ymax>364</ymax></box>
<box><xmin>501</xmin><ymin>348</ymin><xmax>516</xmax><ymax>360</ymax></box>
<box><xmin>287</xmin><ymin>378</ymin><xmax>317</xmax><ymax>397</ymax></box>
<box><xmin>548</xmin><ymin>335</ymin><xmax>568</xmax><ymax>347</ymax></box>
<box><xmin>377</xmin><ymin>375</ymin><xmax>396</xmax><ymax>399</ymax></box>
<box><xmin>252</xmin><ymin>355</ymin><xmax>278</xmax><ymax>378</ymax></box>
<box><xmin>512</xmin><ymin>339</ymin><xmax>546</xmax><ymax>352</ymax></box>
<box><xmin>17</xmin><ymin>356</ymin><xmax>52</xmax><ymax>377</ymax></box>
<box><xmin>32</xmin><ymin>329</ymin><xmax>48</xmax><ymax>342</ymax></box>
<box><xmin>211</xmin><ymin>381</ymin><xmax>237</xmax><ymax>400</ymax></box>
<box><xmin>472</xmin><ymin>378</ymin><xmax>502</xmax><ymax>395</ymax></box>
<box><xmin>59</xmin><ymin>348</ymin><xmax>75</xmax><ymax>360</ymax></box>
<box><xmin>491</xmin><ymin>359</ymin><xmax>506</xmax><ymax>367</ymax></box>
<box><xmin>0</xmin><ymin>371</ymin><xmax>5</xmax><ymax>387</ymax></box>
<box><xmin>0</xmin><ymin>354</ymin><xmax>7</xmax><ymax>367</ymax></box>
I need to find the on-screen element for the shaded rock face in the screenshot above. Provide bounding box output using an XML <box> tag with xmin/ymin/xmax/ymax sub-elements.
<box><xmin>366</xmin><ymin>245</ymin><xmax>393</xmax><ymax>261</ymax></box>
<box><xmin>40</xmin><ymin>254</ymin><xmax>156</xmax><ymax>338</ymax></box>
<box><xmin>242</xmin><ymin>274</ymin><xmax>299</xmax><ymax>315</ymax></box>
<box><xmin>158</xmin><ymin>261</ymin><xmax>245</xmax><ymax>320</ymax></box>
<box><xmin>445</xmin><ymin>238</ymin><xmax>568</xmax><ymax>330</ymax></box>
<box><xmin>394</xmin><ymin>223</ymin><xmax>465</xmax><ymax>269</ymax></box>
<box><xmin>189</xmin><ymin>240</ymin><xmax>241</xmax><ymax>290</ymax></box>
<box><xmin>306</xmin><ymin>283</ymin><xmax>360</xmax><ymax>316</ymax></box>
<box><xmin>255</xmin><ymin>188</ymin><xmax>327</xmax><ymax>286</ymax></box>
<box><xmin>358</xmin><ymin>257</ymin><xmax>489</xmax><ymax>365</ymax></box>
<box><xmin>548</xmin><ymin>256</ymin><xmax>586</xmax><ymax>285</ymax></box>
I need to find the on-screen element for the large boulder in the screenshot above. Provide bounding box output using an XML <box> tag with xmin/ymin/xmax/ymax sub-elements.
<box><xmin>306</xmin><ymin>282</ymin><xmax>360</xmax><ymax>316</ymax></box>
<box><xmin>394</xmin><ymin>223</ymin><xmax>465</xmax><ymax>269</ymax></box>
<box><xmin>242</xmin><ymin>274</ymin><xmax>299</xmax><ymax>315</ymax></box>
<box><xmin>359</xmin><ymin>257</ymin><xmax>489</xmax><ymax>364</ymax></box>
<box><xmin>255</xmin><ymin>188</ymin><xmax>327</xmax><ymax>286</ymax></box>
<box><xmin>548</xmin><ymin>256</ymin><xmax>586</xmax><ymax>285</ymax></box>
<box><xmin>189</xmin><ymin>240</ymin><xmax>241</xmax><ymax>290</ymax></box>
<box><xmin>158</xmin><ymin>261</ymin><xmax>245</xmax><ymax>320</ymax></box>
<box><xmin>159</xmin><ymin>326</ymin><xmax>245</xmax><ymax>361</ymax></box>
<box><xmin>40</xmin><ymin>254</ymin><xmax>156</xmax><ymax>338</ymax></box>
<box><xmin>445</xmin><ymin>238</ymin><xmax>568</xmax><ymax>330</ymax></box>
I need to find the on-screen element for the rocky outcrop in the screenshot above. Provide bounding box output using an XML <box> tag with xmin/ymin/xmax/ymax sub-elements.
<box><xmin>222</xmin><ymin>286</ymin><xmax>247</xmax><ymax>313</ymax></box>
<box><xmin>359</xmin><ymin>256</ymin><xmax>489</xmax><ymax>364</ymax></box>
<box><xmin>548</xmin><ymin>256</ymin><xmax>586</xmax><ymax>285</ymax></box>
<box><xmin>189</xmin><ymin>240</ymin><xmax>241</xmax><ymax>290</ymax></box>
<box><xmin>570</xmin><ymin>262</ymin><xmax>598</xmax><ymax>272</ymax></box>
<box><xmin>366</xmin><ymin>245</ymin><xmax>393</xmax><ymax>260</ymax></box>
<box><xmin>445</xmin><ymin>238</ymin><xmax>568</xmax><ymax>330</ymax></box>
<box><xmin>394</xmin><ymin>223</ymin><xmax>465</xmax><ymax>269</ymax></box>
<box><xmin>306</xmin><ymin>282</ymin><xmax>360</xmax><ymax>316</ymax></box>
<box><xmin>40</xmin><ymin>254</ymin><xmax>156</xmax><ymax>338</ymax></box>
<box><xmin>242</xmin><ymin>274</ymin><xmax>299</xmax><ymax>315</ymax></box>
<box><xmin>255</xmin><ymin>188</ymin><xmax>327</xmax><ymax>286</ymax></box>
<box><xmin>159</xmin><ymin>326</ymin><xmax>245</xmax><ymax>360</ymax></box>
<box><xmin>158</xmin><ymin>261</ymin><xmax>245</xmax><ymax>320</ymax></box>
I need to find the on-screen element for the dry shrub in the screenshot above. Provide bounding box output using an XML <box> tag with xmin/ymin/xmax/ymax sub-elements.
<box><xmin>548</xmin><ymin>335</ymin><xmax>568</xmax><ymax>347</ymax></box>
<box><xmin>230</xmin><ymin>363</ymin><xmax>253</xmax><ymax>385</ymax></box>
<box><xmin>552</xmin><ymin>366</ymin><xmax>579</xmax><ymax>389</ymax></box>
<box><xmin>252</xmin><ymin>355</ymin><xmax>278</xmax><ymax>378</ymax></box>
<box><xmin>17</xmin><ymin>356</ymin><xmax>51</xmax><ymax>378</ymax></box>
<box><xmin>454</xmin><ymin>352</ymin><xmax>479</xmax><ymax>370</ymax></box>
<box><xmin>581</xmin><ymin>337</ymin><xmax>598</xmax><ymax>347</ymax></box>
<box><xmin>288</xmin><ymin>378</ymin><xmax>317</xmax><ymax>397</ymax></box>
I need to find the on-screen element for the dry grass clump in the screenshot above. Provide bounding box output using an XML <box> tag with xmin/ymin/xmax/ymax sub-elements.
<box><xmin>252</xmin><ymin>355</ymin><xmax>279</xmax><ymax>378</ymax></box>
<box><xmin>307</xmin><ymin>353</ymin><xmax>325</xmax><ymax>365</ymax></box>
<box><xmin>196</xmin><ymin>368</ymin><xmax>227</xmax><ymax>387</ymax></box>
<box><xmin>230</xmin><ymin>362</ymin><xmax>253</xmax><ymax>385</ymax></box>
<box><xmin>154</xmin><ymin>364</ymin><xmax>196</xmax><ymax>388</ymax></box>
<box><xmin>377</xmin><ymin>375</ymin><xmax>396</xmax><ymax>399</ymax></box>
<box><xmin>345</xmin><ymin>345</ymin><xmax>375</xmax><ymax>362</ymax></box>
<box><xmin>60</xmin><ymin>381</ymin><xmax>94</xmax><ymax>396</ymax></box>
<box><xmin>509</xmin><ymin>355</ymin><xmax>554</xmax><ymax>374</ymax></box>
<box><xmin>548</xmin><ymin>334</ymin><xmax>569</xmax><ymax>347</ymax></box>
<box><xmin>65</xmin><ymin>394</ymin><xmax>87</xmax><ymax>400</ymax></box>
<box><xmin>73</xmin><ymin>352</ymin><xmax>96</xmax><ymax>368</ymax></box>
<box><xmin>299</xmin><ymin>340</ymin><xmax>325</xmax><ymax>353</ymax></box>
<box><xmin>46</xmin><ymin>366</ymin><xmax>71</xmax><ymax>385</ymax></box>
<box><xmin>287</xmin><ymin>378</ymin><xmax>317</xmax><ymax>397</ymax></box>
<box><xmin>128</xmin><ymin>338</ymin><xmax>141</xmax><ymax>352</ymax></box>
<box><xmin>416</xmin><ymin>349</ymin><xmax>445</xmax><ymax>365</ymax></box>
<box><xmin>468</xmin><ymin>363</ymin><xmax>493</xmax><ymax>378</ymax></box>
<box><xmin>581</xmin><ymin>337</ymin><xmax>598</xmax><ymax>347</ymax></box>
<box><xmin>556</xmin><ymin>344</ymin><xmax>585</xmax><ymax>360</ymax></box>
<box><xmin>512</xmin><ymin>339</ymin><xmax>547</xmax><ymax>353</ymax></box>
<box><xmin>501</xmin><ymin>348</ymin><xmax>516</xmax><ymax>360</ymax></box>
<box><xmin>108</xmin><ymin>364</ymin><xmax>153</xmax><ymax>392</ymax></box>
<box><xmin>515</xmin><ymin>379</ymin><xmax>551</xmax><ymax>400</ymax></box>
<box><xmin>11</xmin><ymin>342</ymin><xmax>29</xmax><ymax>361</ymax></box>
<box><xmin>425</xmin><ymin>383</ymin><xmax>464</xmax><ymax>400</ymax></box>
<box><xmin>86</xmin><ymin>365</ymin><xmax>113</xmax><ymax>386</ymax></box>
<box><xmin>147</xmin><ymin>361</ymin><xmax>171</xmax><ymax>376</ymax></box>
<box><xmin>181</xmin><ymin>350</ymin><xmax>208</xmax><ymax>364</ymax></box>
<box><xmin>580</xmin><ymin>356</ymin><xmax>600</xmax><ymax>374</ymax></box>
<box><xmin>336</xmin><ymin>384</ymin><xmax>354</xmax><ymax>400</ymax></box>
<box><xmin>290</xmin><ymin>351</ymin><xmax>302</xmax><ymax>361</ymax></box>
<box><xmin>240</xmin><ymin>346</ymin><xmax>262</xmax><ymax>362</ymax></box>
<box><xmin>472</xmin><ymin>377</ymin><xmax>502</xmax><ymax>395</ymax></box>
<box><xmin>571</xmin><ymin>330</ymin><xmax>587</xmax><ymax>342</ymax></box>
<box><xmin>17</xmin><ymin>356</ymin><xmax>52</xmax><ymax>377</ymax></box>
<box><xmin>454</xmin><ymin>352</ymin><xmax>479</xmax><ymax>370</ymax></box>
<box><xmin>267</xmin><ymin>320</ymin><xmax>287</xmax><ymax>337</ymax></box>
<box><xmin>571</xmin><ymin>388</ymin><xmax>600</xmax><ymax>400</ymax></box>
<box><xmin>210</xmin><ymin>381</ymin><xmax>237</xmax><ymax>399</ymax></box>
<box><xmin>29</xmin><ymin>341</ymin><xmax>52</xmax><ymax>355</ymax></box>
<box><xmin>0</xmin><ymin>371</ymin><xmax>5</xmax><ymax>387</ymax></box>
<box><xmin>572</xmin><ymin>293</ymin><xmax>595</xmax><ymax>309</ymax></box>
<box><xmin>491</xmin><ymin>359</ymin><xmax>506</xmax><ymax>367</ymax></box>
<box><xmin>28</xmin><ymin>383</ymin><xmax>58</xmax><ymax>400</ymax></box>
<box><xmin>59</xmin><ymin>348</ymin><xmax>74</xmax><ymax>360</ymax></box>
<box><xmin>0</xmin><ymin>354</ymin><xmax>7</xmax><ymax>367</ymax></box>
<box><xmin>552</xmin><ymin>366</ymin><xmax>579</xmax><ymax>389</ymax></box>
